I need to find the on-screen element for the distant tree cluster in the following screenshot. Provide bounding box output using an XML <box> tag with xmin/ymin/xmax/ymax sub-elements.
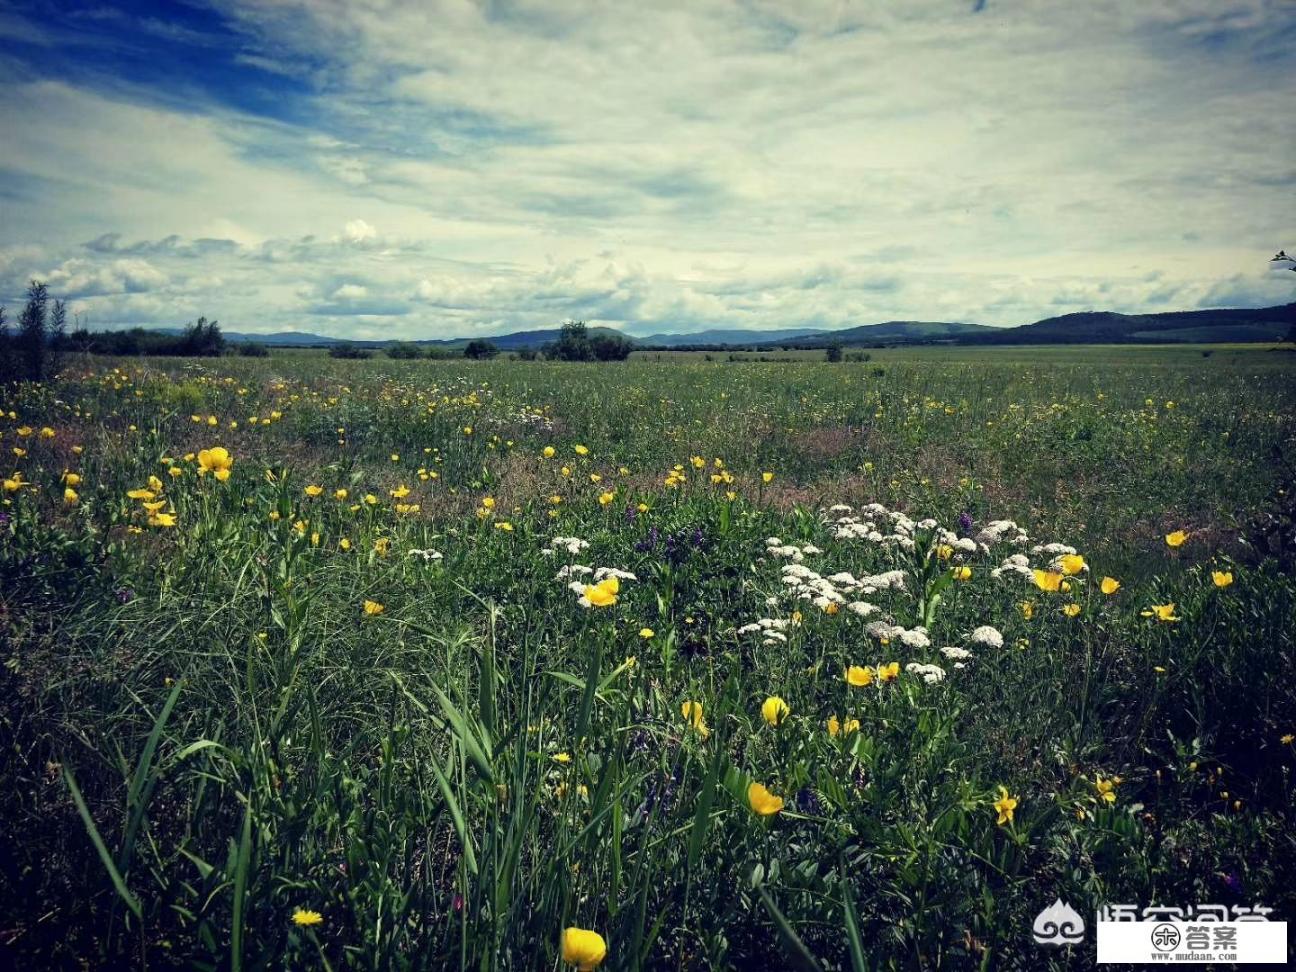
<box><xmin>545</xmin><ymin>320</ymin><xmax>632</xmax><ymax>361</ymax></box>
<box><xmin>67</xmin><ymin>317</ymin><xmax>226</xmax><ymax>358</ymax></box>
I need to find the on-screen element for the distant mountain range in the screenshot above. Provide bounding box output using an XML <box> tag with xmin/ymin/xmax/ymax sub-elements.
<box><xmin>159</xmin><ymin>302</ymin><xmax>1295</xmax><ymax>349</ymax></box>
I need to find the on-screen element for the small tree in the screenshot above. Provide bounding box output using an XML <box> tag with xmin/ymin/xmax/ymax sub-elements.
<box><xmin>589</xmin><ymin>333</ymin><xmax>632</xmax><ymax>361</ymax></box>
<box><xmin>0</xmin><ymin>306</ymin><xmax>11</xmax><ymax>383</ymax></box>
<box><xmin>825</xmin><ymin>345</ymin><xmax>843</xmax><ymax>362</ymax></box>
<box><xmin>17</xmin><ymin>280</ymin><xmax>49</xmax><ymax>381</ymax></box>
<box><xmin>463</xmin><ymin>339</ymin><xmax>499</xmax><ymax>360</ymax></box>
<box><xmin>549</xmin><ymin>320</ymin><xmax>591</xmax><ymax>361</ymax></box>
<box><xmin>47</xmin><ymin>299</ymin><xmax>67</xmax><ymax>376</ymax></box>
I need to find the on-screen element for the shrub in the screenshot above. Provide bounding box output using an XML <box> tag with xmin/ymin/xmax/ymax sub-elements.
<box><xmin>329</xmin><ymin>344</ymin><xmax>373</xmax><ymax>359</ymax></box>
<box><xmin>463</xmin><ymin>340</ymin><xmax>499</xmax><ymax>360</ymax></box>
<box><xmin>238</xmin><ymin>342</ymin><xmax>270</xmax><ymax>357</ymax></box>
<box><xmin>386</xmin><ymin>342</ymin><xmax>424</xmax><ymax>359</ymax></box>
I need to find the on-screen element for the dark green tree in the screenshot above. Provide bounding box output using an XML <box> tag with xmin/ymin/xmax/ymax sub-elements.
<box><xmin>17</xmin><ymin>280</ymin><xmax>49</xmax><ymax>380</ymax></box>
<box><xmin>463</xmin><ymin>340</ymin><xmax>499</xmax><ymax>359</ymax></box>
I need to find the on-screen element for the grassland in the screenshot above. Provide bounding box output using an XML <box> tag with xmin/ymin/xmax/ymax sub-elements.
<box><xmin>1</xmin><ymin>346</ymin><xmax>1294</xmax><ymax>970</ymax></box>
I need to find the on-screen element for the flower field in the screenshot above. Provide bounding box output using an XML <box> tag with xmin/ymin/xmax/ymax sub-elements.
<box><xmin>2</xmin><ymin>346</ymin><xmax>1295</xmax><ymax>969</ymax></box>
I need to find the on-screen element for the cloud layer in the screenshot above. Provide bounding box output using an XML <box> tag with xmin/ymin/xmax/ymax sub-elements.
<box><xmin>1</xmin><ymin>0</ymin><xmax>1293</xmax><ymax>337</ymax></box>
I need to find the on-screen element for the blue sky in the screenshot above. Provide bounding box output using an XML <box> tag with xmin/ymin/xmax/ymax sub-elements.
<box><xmin>1</xmin><ymin>0</ymin><xmax>1293</xmax><ymax>338</ymax></box>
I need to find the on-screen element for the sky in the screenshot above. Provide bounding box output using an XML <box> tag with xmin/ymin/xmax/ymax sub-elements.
<box><xmin>0</xmin><ymin>0</ymin><xmax>1294</xmax><ymax>340</ymax></box>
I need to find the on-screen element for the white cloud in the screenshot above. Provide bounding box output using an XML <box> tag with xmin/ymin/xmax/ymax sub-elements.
<box><xmin>0</xmin><ymin>0</ymin><xmax>1293</xmax><ymax>335</ymax></box>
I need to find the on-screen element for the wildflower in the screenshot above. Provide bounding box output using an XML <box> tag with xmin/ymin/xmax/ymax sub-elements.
<box><xmin>760</xmin><ymin>696</ymin><xmax>790</xmax><ymax>726</ymax></box>
<box><xmin>581</xmin><ymin>576</ymin><xmax>619</xmax><ymax>607</ymax></box>
<box><xmin>1211</xmin><ymin>570</ymin><xmax>1233</xmax><ymax>588</ymax></box>
<box><xmin>762</xmin><ymin>472</ymin><xmax>774</xmax><ymax>483</ymax></box>
<box><xmin>561</xmin><ymin>927</ymin><xmax>607</xmax><ymax>971</ymax></box>
<box><xmin>364</xmin><ymin>494</ymin><xmax>378</xmax><ymax>505</ymax></box>
<box><xmin>639</xmin><ymin>627</ymin><xmax>654</xmax><ymax>638</ymax></box>
<box><xmin>3</xmin><ymin>472</ymin><xmax>26</xmax><ymax>493</ymax></box>
<box><xmin>494</xmin><ymin>521</ymin><xmax>513</xmax><ymax>532</ymax></box>
<box><xmin>339</xmin><ymin>538</ymin><xmax>352</xmax><ymax>551</ymax></box>
<box><xmin>574</xmin><ymin>444</ymin><xmax>589</xmax><ymax>456</ymax></box>
<box><xmin>993</xmin><ymin>785</ymin><xmax>1018</xmax><ymax>825</ymax></box>
<box><xmin>552</xmin><ymin>752</ymin><xmax>572</xmax><ymax>764</ymax></box>
<box><xmin>62</xmin><ymin>472</ymin><xmax>81</xmax><ymax>487</ymax></box>
<box><xmin>64</xmin><ymin>487</ymin><xmax>78</xmax><ymax>505</ymax></box>
<box><xmin>747</xmin><ymin>782</ymin><xmax>784</xmax><ymax>816</ymax></box>
<box><xmin>292</xmin><ymin>908</ymin><xmax>324</xmax><ymax>928</ymax></box>
<box><xmin>1033</xmin><ymin>569</ymin><xmax>1063</xmax><ymax>592</ymax></box>
<box><xmin>335</xmin><ymin>488</ymin><xmax>348</xmax><ymax>500</ymax></box>
<box><xmin>543</xmin><ymin>446</ymin><xmax>555</xmax><ymax>458</ymax></box>
<box><xmin>969</xmin><ymin>625</ymin><xmax>1003</xmax><ymax>648</ymax></box>
<box><xmin>1142</xmin><ymin>603</ymin><xmax>1179</xmax><ymax>622</ymax></box>
<box><xmin>197</xmin><ymin>447</ymin><xmax>233</xmax><ymax>482</ymax></box>
<box><xmin>845</xmin><ymin>665</ymin><xmax>874</xmax><ymax>687</ymax></box>
<box><xmin>1020</xmin><ymin>601</ymin><xmax>1034</xmax><ymax>619</ymax></box>
<box><xmin>1100</xmin><ymin>576</ymin><xmax>1121</xmax><ymax>595</ymax></box>
<box><xmin>681</xmin><ymin>700</ymin><xmax>709</xmax><ymax>737</ymax></box>
<box><xmin>877</xmin><ymin>662</ymin><xmax>900</xmax><ymax>683</ymax></box>
<box><xmin>374</xmin><ymin>538</ymin><xmax>391</xmax><ymax>556</ymax></box>
<box><xmin>1165</xmin><ymin>530</ymin><xmax>1188</xmax><ymax>548</ymax></box>
<box><xmin>1281</xmin><ymin>734</ymin><xmax>1294</xmax><ymax>745</ymax></box>
<box><xmin>1057</xmin><ymin>554</ymin><xmax>1086</xmax><ymax>575</ymax></box>
<box><xmin>598</xmin><ymin>491</ymin><xmax>614</xmax><ymax>506</ymax></box>
<box><xmin>363</xmin><ymin>600</ymin><xmax>385</xmax><ymax>616</ymax></box>
<box><xmin>952</xmin><ymin>565</ymin><xmax>972</xmax><ymax>581</ymax></box>
<box><xmin>1063</xmin><ymin>603</ymin><xmax>1081</xmax><ymax>617</ymax></box>
<box><xmin>827</xmin><ymin>715</ymin><xmax>860</xmax><ymax>737</ymax></box>
<box><xmin>1095</xmin><ymin>776</ymin><xmax>1117</xmax><ymax>804</ymax></box>
<box><xmin>148</xmin><ymin>512</ymin><xmax>176</xmax><ymax>528</ymax></box>
<box><xmin>127</xmin><ymin>488</ymin><xmax>156</xmax><ymax>501</ymax></box>
<box><xmin>304</xmin><ymin>485</ymin><xmax>323</xmax><ymax>497</ymax></box>
<box><xmin>391</xmin><ymin>485</ymin><xmax>411</xmax><ymax>499</ymax></box>
<box><xmin>481</xmin><ymin>496</ymin><xmax>495</xmax><ymax>509</ymax></box>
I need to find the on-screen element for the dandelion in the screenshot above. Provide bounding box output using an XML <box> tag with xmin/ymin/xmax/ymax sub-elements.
<box><xmin>845</xmin><ymin>665</ymin><xmax>874</xmax><ymax>687</ymax></box>
<box><xmin>638</xmin><ymin>627</ymin><xmax>654</xmax><ymax>638</ymax></box>
<box><xmin>1142</xmin><ymin>603</ymin><xmax>1179</xmax><ymax>622</ymax></box>
<box><xmin>1165</xmin><ymin>530</ymin><xmax>1188</xmax><ymax>548</ymax></box>
<box><xmin>292</xmin><ymin>908</ymin><xmax>324</xmax><ymax>928</ymax></box>
<box><xmin>561</xmin><ymin>927</ymin><xmax>607</xmax><ymax>971</ymax></box>
<box><xmin>762</xmin><ymin>472</ymin><xmax>774</xmax><ymax>483</ymax></box>
<box><xmin>304</xmin><ymin>485</ymin><xmax>323</xmax><ymax>497</ymax></box>
<box><xmin>197</xmin><ymin>447</ymin><xmax>233</xmax><ymax>482</ymax></box>
<box><xmin>574</xmin><ymin>444</ymin><xmax>589</xmax><ymax>456</ymax></box>
<box><xmin>598</xmin><ymin>491</ymin><xmax>614</xmax><ymax>506</ymax></box>
<box><xmin>1057</xmin><ymin>554</ymin><xmax>1086</xmax><ymax>575</ymax></box>
<box><xmin>681</xmin><ymin>700</ymin><xmax>709</xmax><ymax>737</ymax></box>
<box><xmin>334</xmin><ymin>488</ymin><xmax>348</xmax><ymax>500</ymax></box>
<box><xmin>1033</xmin><ymin>570</ymin><xmax>1064</xmax><ymax>592</ymax></box>
<box><xmin>543</xmin><ymin>446</ymin><xmax>555</xmax><ymax>458</ymax></box>
<box><xmin>760</xmin><ymin>696</ymin><xmax>790</xmax><ymax>726</ymax></box>
<box><xmin>747</xmin><ymin>782</ymin><xmax>784</xmax><ymax>816</ymax></box>
<box><xmin>1211</xmin><ymin>570</ymin><xmax>1233</xmax><ymax>588</ymax></box>
<box><xmin>1100</xmin><ymin>576</ymin><xmax>1121</xmax><ymax>595</ymax></box>
<box><xmin>552</xmin><ymin>752</ymin><xmax>572</xmax><ymax>764</ymax></box>
<box><xmin>363</xmin><ymin>600</ymin><xmax>385</xmax><ymax>616</ymax></box>
<box><xmin>993</xmin><ymin>785</ymin><xmax>1018</xmax><ymax>825</ymax></box>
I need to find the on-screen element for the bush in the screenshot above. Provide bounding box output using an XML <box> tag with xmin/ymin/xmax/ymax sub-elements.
<box><xmin>329</xmin><ymin>345</ymin><xmax>373</xmax><ymax>359</ymax></box>
<box><xmin>386</xmin><ymin>343</ymin><xmax>424</xmax><ymax>360</ymax></box>
<box><xmin>516</xmin><ymin>348</ymin><xmax>538</xmax><ymax>361</ymax></box>
<box><xmin>589</xmin><ymin>333</ymin><xmax>632</xmax><ymax>361</ymax></box>
<box><xmin>238</xmin><ymin>342</ymin><xmax>270</xmax><ymax>357</ymax></box>
<box><xmin>825</xmin><ymin>345</ymin><xmax>843</xmax><ymax>362</ymax></box>
<box><xmin>463</xmin><ymin>340</ymin><xmax>499</xmax><ymax>360</ymax></box>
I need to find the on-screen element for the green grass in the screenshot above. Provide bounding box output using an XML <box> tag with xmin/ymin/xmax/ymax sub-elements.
<box><xmin>1</xmin><ymin>345</ymin><xmax>1294</xmax><ymax>970</ymax></box>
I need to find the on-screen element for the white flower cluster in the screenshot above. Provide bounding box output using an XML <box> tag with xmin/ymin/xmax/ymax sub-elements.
<box><xmin>969</xmin><ymin>625</ymin><xmax>1005</xmax><ymax>648</ymax></box>
<box><xmin>543</xmin><ymin>536</ymin><xmax>590</xmax><ymax>556</ymax></box>
<box><xmin>864</xmin><ymin>621</ymin><xmax>931</xmax><ymax>648</ymax></box>
<box><xmin>764</xmin><ymin>537</ymin><xmax>822</xmax><ymax>561</ymax></box>
<box><xmin>827</xmin><ymin>503</ymin><xmax>920</xmax><ymax>549</ymax></box>
<box><xmin>975</xmin><ymin>519</ymin><xmax>1030</xmax><ymax>549</ymax></box>
<box><xmin>407</xmin><ymin>548</ymin><xmax>442</xmax><ymax>562</ymax></box>
<box><xmin>780</xmin><ymin>562</ymin><xmax>899</xmax><ymax>612</ymax></box>
<box><xmin>736</xmin><ymin>617</ymin><xmax>796</xmax><ymax>646</ymax></box>
<box><xmin>905</xmin><ymin>662</ymin><xmax>946</xmax><ymax>684</ymax></box>
<box><xmin>990</xmin><ymin>553</ymin><xmax>1035</xmax><ymax>581</ymax></box>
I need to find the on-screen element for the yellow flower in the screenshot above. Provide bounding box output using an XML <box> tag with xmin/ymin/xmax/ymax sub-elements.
<box><xmin>62</xmin><ymin>472</ymin><xmax>81</xmax><ymax>487</ymax></box>
<box><xmin>363</xmin><ymin>600</ymin><xmax>385</xmax><ymax>616</ymax></box>
<box><xmin>690</xmin><ymin>456</ymin><xmax>706</xmax><ymax>469</ymax></box>
<box><xmin>1058</xmin><ymin>554</ymin><xmax>1086</xmax><ymax>575</ymax></box>
<box><xmin>680</xmin><ymin>700</ymin><xmax>709</xmax><ymax>737</ymax></box>
<box><xmin>481</xmin><ymin>496</ymin><xmax>495</xmax><ymax>509</ymax></box>
<box><xmin>1033</xmin><ymin>570</ymin><xmax>1063</xmax><ymax>592</ymax></box>
<box><xmin>390</xmin><ymin>484</ymin><xmax>411</xmax><ymax>499</ymax></box>
<box><xmin>1095</xmin><ymin>776</ymin><xmax>1117</xmax><ymax>804</ymax></box>
<box><xmin>747</xmin><ymin>782</ymin><xmax>784</xmax><ymax>816</ymax></box>
<box><xmin>876</xmin><ymin>662</ymin><xmax>900</xmax><ymax>683</ymax></box>
<box><xmin>1211</xmin><ymin>570</ymin><xmax>1233</xmax><ymax>588</ymax></box>
<box><xmin>292</xmin><ymin>908</ymin><xmax>324</xmax><ymax>928</ymax></box>
<box><xmin>494</xmin><ymin>521</ymin><xmax>514</xmax><ymax>532</ymax></box>
<box><xmin>148</xmin><ymin>512</ymin><xmax>176</xmax><ymax>528</ymax></box>
<box><xmin>574</xmin><ymin>444</ymin><xmax>589</xmax><ymax>456</ymax></box>
<box><xmin>762</xmin><ymin>472</ymin><xmax>774</xmax><ymax>483</ymax></box>
<box><xmin>1165</xmin><ymin>530</ymin><xmax>1188</xmax><ymax>548</ymax></box>
<box><xmin>827</xmin><ymin>715</ymin><xmax>860</xmax><ymax>737</ymax></box>
<box><xmin>334</xmin><ymin>488</ymin><xmax>348</xmax><ymax>500</ymax></box>
<box><xmin>582</xmin><ymin>576</ymin><xmax>619</xmax><ymax>607</ymax></box>
<box><xmin>543</xmin><ymin>446</ymin><xmax>555</xmax><ymax>458</ymax></box>
<box><xmin>760</xmin><ymin>696</ymin><xmax>790</xmax><ymax>726</ymax></box>
<box><xmin>39</xmin><ymin>427</ymin><xmax>55</xmax><ymax>439</ymax></box>
<box><xmin>638</xmin><ymin>627</ymin><xmax>654</xmax><ymax>639</ymax></box>
<box><xmin>364</xmin><ymin>493</ymin><xmax>378</xmax><ymax>505</ymax></box>
<box><xmin>197</xmin><ymin>447</ymin><xmax>233</xmax><ymax>482</ymax></box>
<box><xmin>598</xmin><ymin>491</ymin><xmax>614</xmax><ymax>506</ymax></box>
<box><xmin>845</xmin><ymin>665</ymin><xmax>874</xmax><ymax>687</ymax></box>
<box><xmin>63</xmin><ymin>487</ymin><xmax>79</xmax><ymax>505</ymax></box>
<box><xmin>339</xmin><ymin>537</ymin><xmax>352</xmax><ymax>551</ymax></box>
<box><xmin>1281</xmin><ymin>734</ymin><xmax>1294</xmax><ymax>745</ymax></box>
<box><xmin>952</xmin><ymin>565</ymin><xmax>972</xmax><ymax>581</ymax></box>
<box><xmin>374</xmin><ymin>537</ymin><xmax>391</xmax><ymax>555</ymax></box>
<box><xmin>1100</xmin><ymin>576</ymin><xmax>1121</xmax><ymax>595</ymax></box>
<box><xmin>1142</xmin><ymin>603</ymin><xmax>1180</xmax><ymax>622</ymax></box>
<box><xmin>127</xmin><ymin>488</ymin><xmax>156</xmax><ymax>501</ymax></box>
<box><xmin>993</xmin><ymin>785</ymin><xmax>1018</xmax><ymax>825</ymax></box>
<box><xmin>561</xmin><ymin>927</ymin><xmax>607</xmax><ymax>971</ymax></box>
<box><xmin>1020</xmin><ymin>600</ymin><xmax>1034</xmax><ymax>619</ymax></box>
<box><xmin>168</xmin><ymin>466</ymin><xmax>183</xmax><ymax>478</ymax></box>
<box><xmin>1063</xmin><ymin>603</ymin><xmax>1081</xmax><ymax>617</ymax></box>
<box><xmin>552</xmin><ymin>751</ymin><xmax>572</xmax><ymax>764</ymax></box>
<box><xmin>304</xmin><ymin>485</ymin><xmax>323</xmax><ymax>497</ymax></box>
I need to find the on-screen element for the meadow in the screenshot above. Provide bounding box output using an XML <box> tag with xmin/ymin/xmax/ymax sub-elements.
<box><xmin>1</xmin><ymin>345</ymin><xmax>1294</xmax><ymax>970</ymax></box>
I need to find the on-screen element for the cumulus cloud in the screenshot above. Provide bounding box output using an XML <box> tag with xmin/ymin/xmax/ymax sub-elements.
<box><xmin>0</xmin><ymin>0</ymin><xmax>1292</xmax><ymax>336</ymax></box>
